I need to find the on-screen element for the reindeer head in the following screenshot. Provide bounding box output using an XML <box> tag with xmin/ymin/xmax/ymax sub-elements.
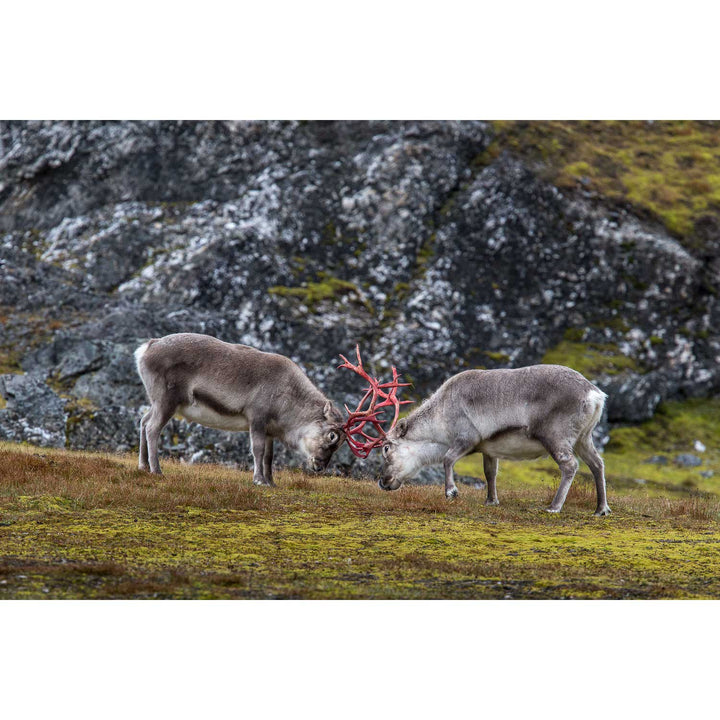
<box><xmin>377</xmin><ymin>417</ymin><xmax>419</xmax><ymax>490</ymax></box>
<box><xmin>338</xmin><ymin>345</ymin><xmax>413</xmax><ymax>463</ymax></box>
<box><xmin>302</xmin><ymin>400</ymin><xmax>346</xmax><ymax>472</ymax></box>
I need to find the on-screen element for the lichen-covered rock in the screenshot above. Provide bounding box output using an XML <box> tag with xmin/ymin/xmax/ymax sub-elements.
<box><xmin>1</xmin><ymin>121</ymin><xmax>719</xmax><ymax>482</ymax></box>
<box><xmin>0</xmin><ymin>374</ymin><xmax>67</xmax><ymax>447</ymax></box>
<box><xmin>66</xmin><ymin>405</ymin><xmax>139</xmax><ymax>453</ymax></box>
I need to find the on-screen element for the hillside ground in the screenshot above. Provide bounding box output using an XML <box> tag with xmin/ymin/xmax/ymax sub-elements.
<box><xmin>1</xmin><ymin>397</ymin><xmax>719</xmax><ymax>599</ymax></box>
<box><xmin>486</xmin><ymin>120</ymin><xmax>720</xmax><ymax>245</ymax></box>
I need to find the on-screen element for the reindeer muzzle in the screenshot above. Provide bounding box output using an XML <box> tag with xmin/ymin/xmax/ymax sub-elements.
<box><xmin>309</xmin><ymin>457</ymin><xmax>325</xmax><ymax>472</ymax></box>
<box><xmin>378</xmin><ymin>476</ymin><xmax>401</xmax><ymax>492</ymax></box>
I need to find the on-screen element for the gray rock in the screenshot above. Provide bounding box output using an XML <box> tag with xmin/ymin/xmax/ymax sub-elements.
<box><xmin>0</xmin><ymin>374</ymin><xmax>67</xmax><ymax>447</ymax></box>
<box><xmin>24</xmin><ymin>337</ymin><xmax>106</xmax><ymax>381</ymax></box>
<box><xmin>66</xmin><ymin>405</ymin><xmax>140</xmax><ymax>453</ymax></box>
<box><xmin>643</xmin><ymin>455</ymin><xmax>669</xmax><ymax>466</ymax></box>
<box><xmin>602</xmin><ymin>372</ymin><xmax>667</xmax><ymax>423</ymax></box>
<box><xmin>674</xmin><ymin>454</ymin><xmax>703</xmax><ymax>467</ymax></box>
<box><xmin>413</xmin><ymin>465</ymin><xmax>444</xmax><ymax>485</ymax></box>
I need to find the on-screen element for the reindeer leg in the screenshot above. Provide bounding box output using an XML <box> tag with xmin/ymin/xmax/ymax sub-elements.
<box><xmin>442</xmin><ymin>440</ymin><xmax>474</xmax><ymax>499</ymax></box>
<box><xmin>483</xmin><ymin>454</ymin><xmax>500</xmax><ymax>506</ymax></box>
<box><xmin>575</xmin><ymin>435</ymin><xmax>610</xmax><ymax>517</ymax></box>
<box><xmin>250</xmin><ymin>426</ymin><xmax>274</xmax><ymax>487</ymax></box>
<box><xmin>263</xmin><ymin>438</ymin><xmax>274</xmax><ymax>487</ymax></box>
<box><xmin>145</xmin><ymin>401</ymin><xmax>176</xmax><ymax>475</ymax></box>
<box><xmin>539</xmin><ymin>439</ymin><xmax>579</xmax><ymax>514</ymax></box>
<box><xmin>138</xmin><ymin>410</ymin><xmax>151</xmax><ymax>471</ymax></box>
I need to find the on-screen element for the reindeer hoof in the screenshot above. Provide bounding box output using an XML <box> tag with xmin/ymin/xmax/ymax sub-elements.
<box><xmin>485</xmin><ymin>499</ymin><xmax>500</xmax><ymax>506</ymax></box>
<box><xmin>545</xmin><ymin>507</ymin><xmax>561</xmax><ymax>514</ymax></box>
<box><xmin>593</xmin><ymin>506</ymin><xmax>611</xmax><ymax>517</ymax></box>
<box><xmin>253</xmin><ymin>479</ymin><xmax>275</xmax><ymax>488</ymax></box>
<box><xmin>446</xmin><ymin>488</ymin><xmax>459</xmax><ymax>500</ymax></box>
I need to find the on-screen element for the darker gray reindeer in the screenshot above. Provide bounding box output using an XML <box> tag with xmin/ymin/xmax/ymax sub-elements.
<box><xmin>135</xmin><ymin>333</ymin><xmax>346</xmax><ymax>485</ymax></box>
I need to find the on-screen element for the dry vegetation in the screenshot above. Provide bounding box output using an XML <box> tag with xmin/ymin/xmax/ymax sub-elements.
<box><xmin>2</xmin><ymin>401</ymin><xmax>720</xmax><ymax>599</ymax></box>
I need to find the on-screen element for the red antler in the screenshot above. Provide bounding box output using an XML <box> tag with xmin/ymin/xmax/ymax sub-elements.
<box><xmin>338</xmin><ymin>345</ymin><xmax>413</xmax><ymax>459</ymax></box>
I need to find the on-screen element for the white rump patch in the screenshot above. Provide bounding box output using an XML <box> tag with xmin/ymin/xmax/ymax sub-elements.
<box><xmin>134</xmin><ymin>341</ymin><xmax>149</xmax><ymax>370</ymax></box>
<box><xmin>134</xmin><ymin>342</ymin><xmax>148</xmax><ymax>359</ymax></box>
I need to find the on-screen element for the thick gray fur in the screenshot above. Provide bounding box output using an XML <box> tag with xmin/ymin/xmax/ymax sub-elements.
<box><xmin>135</xmin><ymin>333</ymin><xmax>345</xmax><ymax>485</ymax></box>
<box><xmin>380</xmin><ymin>365</ymin><xmax>610</xmax><ymax>516</ymax></box>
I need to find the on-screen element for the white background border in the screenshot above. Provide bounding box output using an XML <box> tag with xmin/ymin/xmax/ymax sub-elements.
<box><xmin>2</xmin><ymin>2</ymin><xmax>718</xmax><ymax>716</ymax></box>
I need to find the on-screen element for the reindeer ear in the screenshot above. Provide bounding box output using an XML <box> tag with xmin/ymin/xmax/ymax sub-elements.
<box><xmin>396</xmin><ymin>417</ymin><xmax>408</xmax><ymax>438</ymax></box>
<box><xmin>323</xmin><ymin>400</ymin><xmax>335</xmax><ymax>421</ymax></box>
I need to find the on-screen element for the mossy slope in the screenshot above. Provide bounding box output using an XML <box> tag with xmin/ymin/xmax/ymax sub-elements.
<box><xmin>2</xmin><ymin>417</ymin><xmax>719</xmax><ymax>599</ymax></box>
<box><xmin>487</xmin><ymin>120</ymin><xmax>720</xmax><ymax>245</ymax></box>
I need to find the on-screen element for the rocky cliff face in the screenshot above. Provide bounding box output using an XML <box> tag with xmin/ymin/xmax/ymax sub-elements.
<box><xmin>1</xmin><ymin>121</ymin><xmax>718</xmax><ymax>480</ymax></box>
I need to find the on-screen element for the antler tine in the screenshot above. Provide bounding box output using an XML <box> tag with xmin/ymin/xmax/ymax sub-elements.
<box><xmin>337</xmin><ymin>346</ymin><xmax>414</xmax><ymax>457</ymax></box>
<box><xmin>338</xmin><ymin>345</ymin><xmax>383</xmax><ymax>415</ymax></box>
<box><xmin>337</xmin><ymin>345</ymin><xmax>364</xmax><ymax>372</ymax></box>
<box><xmin>368</xmin><ymin>364</ymin><xmax>415</xmax><ymax>431</ymax></box>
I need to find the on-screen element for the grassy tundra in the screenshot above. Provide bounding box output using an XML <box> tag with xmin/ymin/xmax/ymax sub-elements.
<box><xmin>1</xmin><ymin>396</ymin><xmax>719</xmax><ymax>599</ymax></box>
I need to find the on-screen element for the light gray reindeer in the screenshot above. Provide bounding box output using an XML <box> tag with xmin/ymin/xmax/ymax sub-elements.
<box><xmin>135</xmin><ymin>333</ymin><xmax>346</xmax><ymax>485</ymax></box>
<box><xmin>373</xmin><ymin>365</ymin><xmax>610</xmax><ymax>516</ymax></box>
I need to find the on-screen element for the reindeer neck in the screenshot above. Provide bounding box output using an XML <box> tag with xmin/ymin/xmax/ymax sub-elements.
<box><xmin>404</xmin><ymin>394</ymin><xmax>444</xmax><ymax>443</ymax></box>
<box><xmin>286</xmin><ymin>373</ymin><xmax>329</xmax><ymax>423</ymax></box>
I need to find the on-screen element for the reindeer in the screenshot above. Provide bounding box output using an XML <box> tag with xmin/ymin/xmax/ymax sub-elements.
<box><xmin>340</xmin><ymin>357</ymin><xmax>610</xmax><ymax>516</ymax></box>
<box><xmin>135</xmin><ymin>333</ymin><xmax>347</xmax><ymax>485</ymax></box>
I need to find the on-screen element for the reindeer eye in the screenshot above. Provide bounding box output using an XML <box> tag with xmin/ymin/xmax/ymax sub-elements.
<box><xmin>328</xmin><ymin>431</ymin><xmax>338</xmax><ymax>444</ymax></box>
<box><xmin>383</xmin><ymin>443</ymin><xmax>391</xmax><ymax>456</ymax></box>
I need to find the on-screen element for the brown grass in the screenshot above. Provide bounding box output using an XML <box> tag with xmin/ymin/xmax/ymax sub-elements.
<box><xmin>1</xmin><ymin>442</ymin><xmax>719</xmax><ymax>599</ymax></box>
<box><xmin>1</xmin><ymin>443</ymin><xmax>717</xmax><ymax>523</ymax></box>
<box><xmin>0</xmin><ymin>446</ymin><xmax>272</xmax><ymax>512</ymax></box>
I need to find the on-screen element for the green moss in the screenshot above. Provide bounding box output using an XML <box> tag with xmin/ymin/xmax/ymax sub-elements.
<box><xmin>563</xmin><ymin>327</ymin><xmax>586</xmax><ymax>342</ymax></box>
<box><xmin>564</xmin><ymin>160</ymin><xmax>594</xmax><ymax>178</ymax></box>
<box><xmin>486</xmin><ymin>121</ymin><xmax>720</xmax><ymax>247</ymax></box>
<box><xmin>483</xmin><ymin>351</ymin><xmax>510</xmax><ymax>363</ymax></box>
<box><xmin>417</xmin><ymin>234</ymin><xmax>436</xmax><ymax>267</ymax></box>
<box><xmin>322</xmin><ymin>221</ymin><xmax>338</xmax><ymax>243</ymax></box>
<box><xmin>542</xmin><ymin>340</ymin><xmax>641</xmax><ymax>377</ymax></box>
<box><xmin>456</xmin><ymin>453</ymin><xmax>559</xmax><ymax>489</ymax></box>
<box><xmin>0</xmin><ymin>349</ymin><xmax>23</xmax><ymax>375</ymax></box>
<box><xmin>601</xmin><ymin>397</ymin><xmax>720</xmax><ymax>496</ymax></box>
<box><xmin>592</xmin><ymin>317</ymin><xmax>631</xmax><ymax>334</ymax></box>
<box><xmin>470</xmin><ymin>145</ymin><xmax>502</xmax><ymax>170</ymax></box>
<box><xmin>269</xmin><ymin>273</ymin><xmax>373</xmax><ymax>314</ymax></box>
<box><xmin>289</xmin><ymin>256</ymin><xmax>307</xmax><ymax>277</ymax></box>
<box><xmin>391</xmin><ymin>281</ymin><xmax>411</xmax><ymax>303</ymax></box>
<box><xmin>608</xmin><ymin>397</ymin><xmax>720</xmax><ymax>456</ymax></box>
<box><xmin>2</xmin><ymin>486</ymin><xmax>719</xmax><ymax>599</ymax></box>
<box><xmin>17</xmin><ymin>495</ymin><xmax>81</xmax><ymax>512</ymax></box>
